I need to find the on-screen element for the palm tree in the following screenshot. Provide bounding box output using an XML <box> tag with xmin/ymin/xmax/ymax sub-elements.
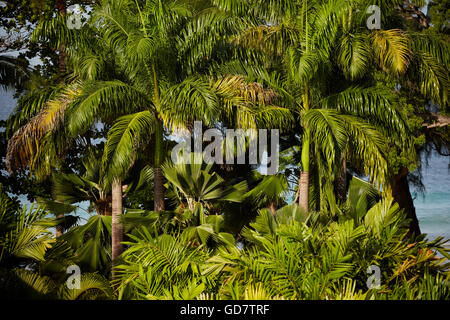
<box><xmin>6</xmin><ymin>0</ymin><xmax>290</xmax><ymax>220</ymax></box>
<box><xmin>6</xmin><ymin>5</ymin><xmax>137</xmax><ymax>244</ymax></box>
<box><xmin>226</xmin><ymin>0</ymin><xmax>413</xmax><ymax>212</ymax></box>
<box><xmin>88</xmin><ymin>0</ymin><xmax>291</xmax><ymax>213</ymax></box>
<box><xmin>215</xmin><ymin>0</ymin><xmax>447</xmax><ymax>231</ymax></box>
<box><xmin>114</xmin><ymin>230</ymin><xmax>208</xmax><ymax>299</ymax></box>
<box><xmin>40</xmin><ymin>149</ymin><xmax>154</xmax><ymax>272</ymax></box>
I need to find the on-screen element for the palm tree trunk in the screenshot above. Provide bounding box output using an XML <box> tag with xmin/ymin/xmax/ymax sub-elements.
<box><xmin>56</xmin><ymin>0</ymin><xmax>67</xmax><ymax>77</ymax></box>
<box><xmin>111</xmin><ymin>179</ymin><xmax>123</xmax><ymax>266</ymax></box>
<box><xmin>298</xmin><ymin>67</ymin><xmax>311</xmax><ymax>212</ymax></box>
<box><xmin>58</xmin><ymin>44</ymin><xmax>67</xmax><ymax>76</ymax></box>
<box><xmin>298</xmin><ymin>171</ymin><xmax>309</xmax><ymax>212</ymax></box>
<box><xmin>154</xmin><ymin>120</ymin><xmax>165</xmax><ymax>211</ymax></box>
<box><xmin>299</xmin><ymin>129</ymin><xmax>310</xmax><ymax>212</ymax></box>
<box><xmin>154</xmin><ymin>168</ymin><xmax>165</xmax><ymax>211</ymax></box>
<box><xmin>391</xmin><ymin>167</ymin><xmax>421</xmax><ymax>237</ymax></box>
<box><xmin>55</xmin><ymin>217</ymin><xmax>64</xmax><ymax>237</ymax></box>
<box><xmin>268</xmin><ymin>202</ymin><xmax>277</xmax><ymax>215</ymax></box>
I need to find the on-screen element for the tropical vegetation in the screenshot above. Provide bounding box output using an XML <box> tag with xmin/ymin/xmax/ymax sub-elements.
<box><xmin>0</xmin><ymin>0</ymin><xmax>449</xmax><ymax>300</ymax></box>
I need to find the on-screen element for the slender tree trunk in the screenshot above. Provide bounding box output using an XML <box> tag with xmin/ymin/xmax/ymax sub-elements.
<box><xmin>298</xmin><ymin>171</ymin><xmax>309</xmax><ymax>212</ymax></box>
<box><xmin>154</xmin><ymin>168</ymin><xmax>165</xmax><ymax>211</ymax></box>
<box><xmin>268</xmin><ymin>202</ymin><xmax>277</xmax><ymax>215</ymax></box>
<box><xmin>154</xmin><ymin>120</ymin><xmax>165</xmax><ymax>211</ymax></box>
<box><xmin>299</xmin><ymin>127</ymin><xmax>310</xmax><ymax>212</ymax></box>
<box><xmin>56</xmin><ymin>0</ymin><xmax>67</xmax><ymax>76</ymax></box>
<box><xmin>55</xmin><ymin>218</ymin><xmax>64</xmax><ymax>237</ymax></box>
<box><xmin>58</xmin><ymin>44</ymin><xmax>67</xmax><ymax>76</ymax></box>
<box><xmin>391</xmin><ymin>167</ymin><xmax>421</xmax><ymax>237</ymax></box>
<box><xmin>151</xmin><ymin>61</ymin><xmax>165</xmax><ymax>211</ymax></box>
<box><xmin>298</xmin><ymin>63</ymin><xmax>311</xmax><ymax>211</ymax></box>
<box><xmin>111</xmin><ymin>179</ymin><xmax>123</xmax><ymax>278</ymax></box>
<box><xmin>335</xmin><ymin>153</ymin><xmax>347</xmax><ymax>203</ymax></box>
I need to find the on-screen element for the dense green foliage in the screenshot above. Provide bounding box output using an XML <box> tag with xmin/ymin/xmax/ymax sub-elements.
<box><xmin>1</xmin><ymin>177</ymin><xmax>449</xmax><ymax>300</ymax></box>
<box><xmin>116</xmin><ymin>197</ymin><xmax>450</xmax><ymax>300</ymax></box>
<box><xmin>0</xmin><ymin>0</ymin><xmax>449</xmax><ymax>300</ymax></box>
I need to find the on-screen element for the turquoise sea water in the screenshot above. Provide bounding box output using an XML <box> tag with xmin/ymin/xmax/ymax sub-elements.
<box><xmin>413</xmin><ymin>154</ymin><xmax>450</xmax><ymax>241</ymax></box>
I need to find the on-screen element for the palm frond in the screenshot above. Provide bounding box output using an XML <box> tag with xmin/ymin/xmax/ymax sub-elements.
<box><xmin>67</xmin><ymin>80</ymin><xmax>149</xmax><ymax>136</ymax></box>
<box><xmin>102</xmin><ymin>111</ymin><xmax>156</xmax><ymax>181</ymax></box>
<box><xmin>336</xmin><ymin>33</ymin><xmax>371</xmax><ymax>80</ymax></box>
<box><xmin>61</xmin><ymin>273</ymin><xmax>113</xmax><ymax>300</ymax></box>
<box><xmin>6</xmin><ymin>86</ymin><xmax>79</xmax><ymax>171</ymax></box>
<box><xmin>370</xmin><ymin>29</ymin><xmax>411</xmax><ymax>75</ymax></box>
<box><xmin>320</xmin><ymin>86</ymin><xmax>408</xmax><ymax>139</ymax></box>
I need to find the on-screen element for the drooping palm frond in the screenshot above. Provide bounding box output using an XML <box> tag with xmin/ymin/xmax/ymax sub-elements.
<box><xmin>320</xmin><ymin>86</ymin><xmax>408</xmax><ymax>139</ymax></box>
<box><xmin>407</xmin><ymin>51</ymin><xmax>449</xmax><ymax>107</ymax></box>
<box><xmin>179</xmin><ymin>9</ymin><xmax>246</xmax><ymax>73</ymax></box>
<box><xmin>408</xmin><ymin>32</ymin><xmax>450</xmax><ymax>68</ymax></box>
<box><xmin>405</xmin><ymin>31</ymin><xmax>449</xmax><ymax>107</ymax></box>
<box><xmin>370</xmin><ymin>29</ymin><xmax>411</xmax><ymax>76</ymax></box>
<box><xmin>211</xmin><ymin>74</ymin><xmax>294</xmax><ymax>129</ymax></box>
<box><xmin>245</xmin><ymin>172</ymin><xmax>289</xmax><ymax>208</ymax></box>
<box><xmin>6</xmin><ymin>85</ymin><xmax>80</xmax><ymax>172</ymax></box>
<box><xmin>51</xmin><ymin>173</ymin><xmax>93</xmax><ymax>205</ymax></box>
<box><xmin>161</xmin><ymin>76</ymin><xmax>220</xmax><ymax>129</ymax></box>
<box><xmin>5</xmin><ymin>268</ymin><xmax>56</xmax><ymax>299</ymax></box>
<box><xmin>303</xmin><ymin>109</ymin><xmax>347</xmax><ymax>174</ymax></box>
<box><xmin>6</xmin><ymin>85</ymin><xmax>62</xmax><ymax>137</ymax></box>
<box><xmin>339</xmin><ymin>114</ymin><xmax>388</xmax><ymax>187</ymax></box>
<box><xmin>284</xmin><ymin>46</ymin><xmax>328</xmax><ymax>88</ymax></box>
<box><xmin>310</xmin><ymin>0</ymin><xmax>350</xmax><ymax>54</ymax></box>
<box><xmin>102</xmin><ymin>110</ymin><xmax>157</xmax><ymax>182</ymax></box>
<box><xmin>233</xmin><ymin>23</ymin><xmax>301</xmax><ymax>56</ymax></box>
<box><xmin>44</xmin><ymin>149</ymin><xmax>111</xmax><ymax>217</ymax></box>
<box><xmin>363</xmin><ymin>197</ymin><xmax>405</xmax><ymax>237</ymax></box>
<box><xmin>344</xmin><ymin>176</ymin><xmax>381</xmax><ymax>223</ymax></box>
<box><xmin>336</xmin><ymin>32</ymin><xmax>372</xmax><ymax>80</ymax></box>
<box><xmin>66</xmin><ymin>80</ymin><xmax>149</xmax><ymax>136</ymax></box>
<box><xmin>303</xmin><ymin>108</ymin><xmax>388</xmax><ymax>188</ymax></box>
<box><xmin>181</xmin><ymin>204</ymin><xmax>236</xmax><ymax>247</ymax></box>
<box><xmin>31</xmin><ymin>11</ymin><xmax>83</xmax><ymax>54</ymax></box>
<box><xmin>274</xmin><ymin>203</ymin><xmax>309</xmax><ymax>225</ymax></box>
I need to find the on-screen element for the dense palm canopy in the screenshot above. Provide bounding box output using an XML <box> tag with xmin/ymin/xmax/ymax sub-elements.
<box><xmin>0</xmin><ymin>0</ymin><xmax>449</xmax><ymax>301</ymax></box>
<box><xmin>220</xmin><ymin>0</ymin><xmax>448</xmax><ymax>213</ymax></box>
